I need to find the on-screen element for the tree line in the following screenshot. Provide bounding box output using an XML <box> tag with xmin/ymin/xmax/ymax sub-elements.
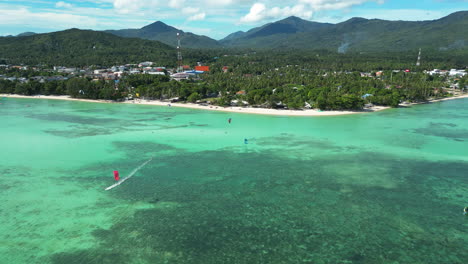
<box><xmin>1</xmin><ymin>49</ymin><xmax>466</xmax><ymax>110</ymax></box>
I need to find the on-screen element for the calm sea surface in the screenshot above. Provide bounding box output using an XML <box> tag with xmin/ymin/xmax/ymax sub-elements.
<box><xmin>1</xmin><ymin>97</ymin><xmax>467</xmax><ymax>264</ymax></box>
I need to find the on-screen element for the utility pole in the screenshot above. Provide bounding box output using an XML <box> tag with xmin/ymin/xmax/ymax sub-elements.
<box><xmin>177</xmin><ymin>32</ymin><xmax>183</xmax><ymax>72</ymax></box>
<box><xmin>416</xmin><ymin>48</ymin><xmax>421</xmax><ymax>67</ymax></box>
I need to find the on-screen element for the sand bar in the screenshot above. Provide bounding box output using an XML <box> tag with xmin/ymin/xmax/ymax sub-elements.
<box><xmin>1</xmin><ymin>93</ymin><xmax>467</xmax><ymax>117</ymax></box>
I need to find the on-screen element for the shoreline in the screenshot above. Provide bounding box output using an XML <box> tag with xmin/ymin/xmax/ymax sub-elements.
<box><xmin>2</xmin><ymin>93</ymin><xmax>467</xmax><ymax>117</ymax></box>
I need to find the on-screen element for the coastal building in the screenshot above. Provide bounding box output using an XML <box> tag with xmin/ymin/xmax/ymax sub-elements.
<box><xmin>360</xmin><ymin>72</ymin><xmax>372</xmax><ymax>77</ymax></box>
<box><xmin>147</xmin><ymin>72</ymin><xmax>166</xmax><ymax>76</ymax></box>
<box><xmin>46</xmin><ymin>76</ymin><xmax>68</xmax><ymax>81</ymax></box>
<box><xmin>138</xmin><ymin>61</ymin><xmax>153</xmax><ymax>67</ymax></box>
<box><xmin>429</xmin><ymin>69</ymin><xmax>466</xmax><ymax>77</ymax></box>
<box><xmin>94</xmin><ymin>69</ymin><xmax>107</xmax><ymax>74</ymax></box>
<box><xmin>170</xmin><ymin>72</ymin><xmax>191</xmax><ymax>81</ymax></box>
<box><xmin>129</xmin><ymin>69</ymin><xmax>141</xmax><ymax>74</ymax></box>
<box><xmin>195</xmin><ymin>66</ymin><xmax>210</xmax><ymax>72</ymax></box>
<box><xmin>57</xmin><ymin>67</ymin><xmax>77</xmax><ymax>73</ymax></box>
<box><xmin>114</xmin><ymin>72</ymin><xmax>125</xmax><ymax>78</ymax></box>
<box><xmin>449</xmin><ymin>69</ymin><xmax>467</xmax><ymax>77</ymax></box>
<box><xmin>184</xmin><ymin>70</ymin><xmax>204</xmax><ymax>75</ymax></box>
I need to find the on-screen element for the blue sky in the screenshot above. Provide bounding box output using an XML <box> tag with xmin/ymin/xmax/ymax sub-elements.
<box><xmin>0</xmin><ymin>0</ymin><xmax>467</xmax><ymax>39</ymax></box>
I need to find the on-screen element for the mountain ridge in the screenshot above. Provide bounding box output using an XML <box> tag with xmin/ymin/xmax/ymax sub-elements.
<box><xmin>105</xmin><ymin>21</ymin><xmax>221</xmax><ymax>49</ymax></box>
<box><xmin>219</xmin><ymin>11</ymin><xmax>468</xmax><ymax>52</ymax></box>
<box><xmin>2</xmin><ymin>11</ymin><xmax>468</xmax><ymax>56</ymax></box>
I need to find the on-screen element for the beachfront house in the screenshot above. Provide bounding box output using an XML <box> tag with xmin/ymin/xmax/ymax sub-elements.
<box><xmin>138</xmin><ymin>61</ymin><xmax>153</xmax><ymax>67</ymax></box>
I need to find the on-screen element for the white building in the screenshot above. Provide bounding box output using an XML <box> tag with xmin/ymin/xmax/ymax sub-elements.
<box><xmin>429</xmin><ymin>69</ymin><xmax>466</xmax><ymax>77</ymax></box>
<box><xmin>138</xmin><ymin>61</ymin><xmax>153</xmax><ymax>67</ymax></box>
<box><xmin>148</xmin><ymin>72</ymin><xmax>166</xmax><ymax>76</ymax></box>
<box><xmin>449</xmin><ymin>69</ymin><xmax>467</xmax><ymax>77</ymax></box>
<box><xmin>94</xmin><ymin>69</ymin><xmax>106</xmax><ymax>74</ymax></box>
<box><xmin>170</xmin><ymin>72</ymin><xmax>191</xmax><ymax>81</ymax></box>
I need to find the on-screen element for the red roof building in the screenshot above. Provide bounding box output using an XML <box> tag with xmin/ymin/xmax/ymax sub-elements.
<box><xmin>195</xmin><ymin>66</ymin><xmax>210</xmax><ymax>72</ymax></box>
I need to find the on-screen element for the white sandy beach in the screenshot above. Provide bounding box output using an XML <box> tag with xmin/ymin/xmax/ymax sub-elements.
<box><xmin>2</xmin><ymin>93</ymin><xmax>467</xmax><ymax>116</ymax></box>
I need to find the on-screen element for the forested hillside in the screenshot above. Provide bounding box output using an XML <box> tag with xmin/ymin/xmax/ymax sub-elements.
<box><xmin>0</xmin><ymin>29</ymin><xmax>175</xmax><ymax>66</ymax></box>
<box><xmin>221</xmin><ymin>11</ymin><xmax>468</xmax><ymax>52</ymax></box>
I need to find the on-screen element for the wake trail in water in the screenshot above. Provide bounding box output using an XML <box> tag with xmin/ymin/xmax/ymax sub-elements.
<box><xmin>105</xmin><ymin>157</ymin><xmax>153</xmax><ymax>191</ymax></box>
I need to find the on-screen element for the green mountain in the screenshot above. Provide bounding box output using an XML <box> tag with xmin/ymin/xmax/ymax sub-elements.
<box><xmin>0</xmin><ymin>29</ymin><xmax>175</xmax><ymax>66</ymax></box>
<box><xmin>220</xmin><ymin>11</ymin><xmax>468</xmax><ymax>52</ymax></box>
<box><xmin>17</xmin><ymin>32</ymin><xmax>37</xmax><ymax>37</ymax></box>
<box><xmin>105</xmin><ymin>21</ymin><xmax>221</xmax><ymax>49</ymax></box>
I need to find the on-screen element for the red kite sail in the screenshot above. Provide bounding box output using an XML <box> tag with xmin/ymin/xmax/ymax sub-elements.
<box><xmin>105</xmin><ymin>157</ymin><xmax>153</xmax><ymax>191</ymax></box>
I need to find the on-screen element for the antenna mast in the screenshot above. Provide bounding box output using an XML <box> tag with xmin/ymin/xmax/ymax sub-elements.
<box><xmin>416</xmin><ymin>48</ymin><xmax>421</xmax><ymax>67</ymax></box>
<box><xmin>177</xmin><ymin>32</ymin><xmax>183</xmax><ymax>72</ymax></box>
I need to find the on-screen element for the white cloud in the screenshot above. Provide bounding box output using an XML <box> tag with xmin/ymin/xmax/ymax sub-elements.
<box><xmin>203</xmin><ymin>0</ymin><xmax>234</xmax><ymax>6</ymax></box>
<box><xmin>240</xmin><ymin>3</ymin><xmax>313</xmax><ymax>23</ymax></box>
<box><xmin>182</xmin><ymin>7</ymin><xmax>199</xmax><ymax>14</ymax></box>
<box><xmin>240</xmin><ymin>3</ymin><xmax>265</xmax><ymax>23</ymax></box>
<box><xmin>188</xmin><ymin>12</ymin><xmax>206</xmax><ymax>21</ymax></box>
<box><xmin>239</xmin><ymin>0</ymin><xmax>387</xmax><ymax>24</ymax></box>
<box><xmin>113</xmin><ymin>0</ymin><xmax>159</xmax><ymax>14</ymax></box>
<box><xmin>55</xmin><ymin>1</ymin><xmax>73</xmax><ymax>9</ymax></box>
<box><xmin>0</xmin><ymin>7</ymin><xmax>98</xmax><ymax>29</ymax></box>
<box><xmin>299</xmin><ymin>0</ymin><xmax>384</xmax><ymax>11</ymax></box>
<box><xmin>169</xmin><ymin>0</ymin><xmax>185</xmax><ymax>8</ymax></box>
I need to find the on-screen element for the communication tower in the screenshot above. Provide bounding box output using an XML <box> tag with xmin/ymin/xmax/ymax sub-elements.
<box><xmin>177</xmin><ymin>32</ymin><xmax>183</xmax><ymax>72</ymax></box>
<box><xmin>416</xmin><ymin>48</ymin><xmax>421</xmax><ymax>67</ymax></box>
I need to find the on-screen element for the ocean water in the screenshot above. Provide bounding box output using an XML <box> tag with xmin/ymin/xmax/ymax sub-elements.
<box><xmin>0</xmin><ymin>97</ymin><xmax>467</xmax><ymax>264</ymax></box>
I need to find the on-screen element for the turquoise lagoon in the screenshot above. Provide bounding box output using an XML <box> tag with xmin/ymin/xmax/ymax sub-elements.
<box><xmin>0</xmin><ymin>97</ymin><xmax>467</xmax><ymax>263</ymax></box>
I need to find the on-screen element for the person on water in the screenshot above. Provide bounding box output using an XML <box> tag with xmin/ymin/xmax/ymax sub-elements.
<box><xmin>464</xmin><ymin>207</ymin><xmax>468</xmax><ymax>215</ymax></box>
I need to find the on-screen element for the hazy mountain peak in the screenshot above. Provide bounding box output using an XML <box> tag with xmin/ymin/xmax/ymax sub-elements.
<box><xmin>281</xmin><ymin>16</ymin><xmax>303</xmax><ymax>21</ymax></box>
<box><xmin>17</xmin><ymin>32</ymin><xmax>37</xmax><ymax>37</ymax></box>
<box><xmin>106</xmin><ymin>20</ymin><xmax>220</xmax><ymax>49</ymax></box>
<box><xmin>141</xmin><ymin>21</ymin><xmax>175</xmax><ymax>33</ymax></box>
<box><xmin>343</xmin><ymin>17</ymin><xmax>368</xmax><ymax>24</ymax></box>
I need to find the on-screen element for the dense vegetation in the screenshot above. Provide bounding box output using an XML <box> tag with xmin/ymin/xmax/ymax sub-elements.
<box><xmin>0</xmin><ymin>77</ymin><xmax>123</xmax><ymax>100</ymax></box>
<box><xmin>2</xmin><ymin>49</ymin><xmax>466</xmax><ymax>110</ymax></box>
<box><xmin>2</xmin><ymin>26</ymin><xmax>468</xmax><ymax>68</ymax></box>
<box><xmin>0</xmin><ymin>29</ymin><xmax>175</xmax><ymax>66</ymax></box>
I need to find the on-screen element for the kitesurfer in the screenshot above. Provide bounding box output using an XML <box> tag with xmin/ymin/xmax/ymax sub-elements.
<box><xmin>113</xmin><ymin>170</ymin><xmax>120</xmax><ymax>181</ymax></box>
<box><xmin>228</xmin><ymin>118</ymin><xmax>232</xmax><ymax>124</ymax></box>
<box><xmin>464</xmin><ymin>207</ymin><xmax>468</xmax><ymax>215</ymax></box>
<box><xmin>244</xmin><ymin>138</ymin><xmax>248</xmax><ymax>144</ymax></box>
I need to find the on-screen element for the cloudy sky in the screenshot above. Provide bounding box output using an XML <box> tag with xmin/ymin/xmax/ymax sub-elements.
<box><xmin>0</xmin><ymin>0</ymin><xmax>467</xmax><ymax>39</ymax></box>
